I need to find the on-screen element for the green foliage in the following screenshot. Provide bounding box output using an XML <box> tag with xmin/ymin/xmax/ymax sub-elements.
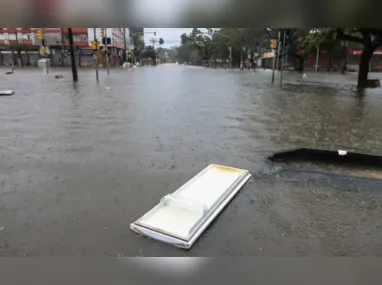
<box><xmin>132</xmin><ymin>34</ymin><xmax>145</xmax><ymax>50</ymax></box>
<box><xmin>176</xmin><ymin>28</ymin><xmax>268</xmax><ymax>64</ymax></box>
<box><xmin>157</xmin><ymin>48</ymin><xmax>177</xmax><ymax>62</ymax></box>
<box><xmin>303</xmin><ymin>28</ymin><xmax>382</xmax><ymax>56</ymax></box>
<box><xmin>143</xmin><ymin>45</ymin><xmax>155</xmax><ymax>58</ymax></box>
<box><xmin>301</xmin><ymin>28</ymin><xmax>347</xmax><ymax>60</ymax></box>
<box><xmin>8</xmin><ymin>43</ymin><xmax>28</xmax><ymax>52</ymax></box>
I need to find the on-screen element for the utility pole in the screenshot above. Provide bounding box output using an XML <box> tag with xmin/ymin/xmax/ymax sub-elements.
<box><xmin>42</xmin><ymin>27</ymin><xmax>49</xmax><ymax>74</ymax></box>
<box><xmin>61</xmin><ymin>28</ymin><xmax>65</xmax><ymax>66</ymax></box>
<box><xmin>230</xmin><ymin>50</ymin><xmax>232</xmax><ymax>68</ymax></box>
<box><xmin>271</xmin><ymin>35</ymin><xmax>278</xmax><ymax>84</ymax></box>
<box><xmin>271</xmin><ymin>53</ymin><xmax>276</xmax><ymax>84</ymax></box>
<box><xmin>105</xmin><ymin>28</ymin><xmax>110</xmax><ymax>75</ymax></box>
<box><xmin>315</xmin><ymin>44</ymin><xmax>319</xmax><ymax>73</ymax></box>
<box><xmin>68</xmin><ymin>28</ymin><xmax>78</xmax><ymax>81</ymax></box>
<box><xmin>123</xmin><ymin>28</ymin><xmax>127</xmax><ymax>63</ymax></box>
<box><xmin>93</xmin><ymin>28</ymin><xmax>99</xmax><ymax>82</ymax></box>
<box><xmin>240</xmin><ymin>46</ymin><xmax>244</xmax><ymax>70</ymax></box>
<box><xmin>275</xmin><ymin>30</ymin><xmax>281</xmax><ymax>72</ymax></box>
<box><xmin>280</xmin><ymin>30</ymin><xmax>286</xmax><ymax>88</ymax></box>
<box><xmin>154</xmin><ymin>32</ymin><xmax>156</xmax><ymax>66</ymax></box>
<box><xmin>15</xmin><ymin>28</ymin><xmax>22</xmax><ymax>67</ymax></box>
<box><xmin>228</xmin><ymin>46</ymin><xmax>232</xmax><ymax>68</ymax></box>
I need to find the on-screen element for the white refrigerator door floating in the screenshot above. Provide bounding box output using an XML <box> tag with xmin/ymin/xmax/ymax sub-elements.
<box><xmin>0</xmin><ymin>90</ymin><xmax>14</xmax><ymax>96</ymax></box>
<box><xmin>130</xmin><ymin>164</ymin><xmax>251</xmax><ymax>249</ymax></box>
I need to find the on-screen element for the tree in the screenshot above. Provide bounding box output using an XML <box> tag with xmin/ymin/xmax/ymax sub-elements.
<box><xmin>158</xmin><ymin>47</ymin><xmax>177</xmax><ymax>63</ymax></box>
<box><xmin>302</xmin><ymin>28</ymin><xmax>382</xmax><ymax>88</ymax></box>
<box><xmin>182</xmin><ymin>28</ymin><xmax>218</xmax><ymax>65</ymax></box>
<box><xmin>132</xmin><ymin>34</ymin><xmax>145</xmax><ymax>62</ymax></box>
<box><xmin>213</xmin><ymin>28</ymin><xmax>268</xmax><ymax>69</ymax></box>
<box><xmin>142</xmin><ymin>45</ymin><xmax>156</xmax><ymax>65</ymax></box>
<box><xmin>8</xmin><ymin>43</ymin><xmax>28</xmax><ymax>67</ymax></box>
<box><xmin>302</xmin><ymin>28</ymin><xmax>348</xmax><ymax>72</ymax></box>
<box><xmin>334</xmin><ymin>28</ymin><xmax>382</xmax><ymax>89</ymax></box>
<box><xmin>178</xmin><ymin>28</ymin><xmax>268</xmax><ymax>68</ymax></box>
<box><xmin>154</xmin><ymin>38</ymin><xmax>165</xmax><ymax>65</ymax></box>
<box><xmin>214</xmin><ymin>28</ymin><xmax>246</xmax><ymax>69</ymax></box>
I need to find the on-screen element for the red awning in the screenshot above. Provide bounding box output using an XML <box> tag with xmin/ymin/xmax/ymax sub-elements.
<box><xmin>348</xmin><ymin>50</ymin><xmax>382</xmax><ymax>55</ymax></box>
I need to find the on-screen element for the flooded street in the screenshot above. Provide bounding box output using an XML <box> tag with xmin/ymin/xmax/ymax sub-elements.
<box><xmin>1</xmin><ymin>65</ymin><xmax>382</xmax><ymax>256</ymax></box>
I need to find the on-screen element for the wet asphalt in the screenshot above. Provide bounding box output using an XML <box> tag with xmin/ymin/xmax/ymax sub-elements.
<box><xmin>1</xmin><ymin>65</ymin><xmax>382</xmax><ymax>256</ymax></box>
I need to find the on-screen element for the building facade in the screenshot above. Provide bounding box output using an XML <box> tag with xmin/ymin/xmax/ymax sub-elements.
<box><xmin>87</xmin><ymin>28</ymin><xmax>130</xmax><ymax>67</ymax></box>
<box><xmin>0</xmin><ymin>28</ymin><xmax>90</xmax><ymax>66</ymax></box>
<box><xmin>0</xmin><ymin>27</ymin><xmax>131</xmax><ymax>67</ymax></box>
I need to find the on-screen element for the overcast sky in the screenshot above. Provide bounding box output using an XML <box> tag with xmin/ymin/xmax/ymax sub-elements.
<box><xmin>143</xmin><ymin>28</ymin><xmax>193</xmax><ymax>48</ymax></box>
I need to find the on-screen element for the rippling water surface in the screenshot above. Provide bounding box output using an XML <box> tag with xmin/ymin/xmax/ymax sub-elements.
<box><xmin>1</xmin><ymin>66</ymin><xmax>382</xmax><ymax>256</ymax></box>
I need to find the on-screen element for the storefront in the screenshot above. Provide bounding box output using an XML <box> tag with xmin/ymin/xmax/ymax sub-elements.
<box><xmin>347</xmin><ymin>50</ymin><xmax>382</xmax><ymax>72</ymax></box>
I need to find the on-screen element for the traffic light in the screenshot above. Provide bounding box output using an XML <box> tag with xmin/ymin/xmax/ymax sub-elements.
<box><xmin>37</xmin><ymin>30</ymin><xmax>44</xmax><ymax>40</ymax></box>
<box><xmin>90</xmin><ymin>40</ymin><xmax>98</xmax><ymax>50</ymax></box>
<box><xmin>270</xmin><ymin>39</ymin><xmax>277</xmax><ymax>49</ymax></box>
<box><xmin>100</xmin><ymin>28</ymin><xmax>105</xmax><ymax>38</ymax></box>
<box><xmin>102</xmin><ymin>37</ymin><xmax>111</xmax><ymax>45</ymax></box>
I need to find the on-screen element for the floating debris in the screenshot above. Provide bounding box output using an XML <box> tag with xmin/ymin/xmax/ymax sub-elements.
<box><xmin>0</xmin><ymin>90</ymin><xmax>14</xmax><ymax>96</ymax></box>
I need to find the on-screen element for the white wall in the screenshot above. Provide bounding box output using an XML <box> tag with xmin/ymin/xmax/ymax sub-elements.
<box><xmin>88</xmin><ymin>28</ymin><xmax>129</xmax><ymax>48</ymax></box>
<box><xmin>87</xmin><ymin>28</ymin><xmax>113</xmax><ymax>46</ymax></box>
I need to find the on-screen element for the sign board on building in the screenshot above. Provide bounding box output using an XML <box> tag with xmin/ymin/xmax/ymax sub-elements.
<box><xmin>262</xmin><ymin>51</ymin><xmax>275</xmax><ymax>59</ymax></box>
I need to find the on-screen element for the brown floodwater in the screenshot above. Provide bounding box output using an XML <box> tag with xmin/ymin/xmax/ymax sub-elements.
<box><xmin>1</xmin><ymin>66</ymin><xmax>382</xmax><ymax>256</ymax></box>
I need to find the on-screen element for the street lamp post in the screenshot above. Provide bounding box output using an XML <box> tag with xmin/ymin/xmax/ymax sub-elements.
<box><xmin>271</xmin><ymin>50</ymin><xmax>276</xmax><ymax>84</ymax></box>
<box><xmin>105</xmin><ymin>28</ymin><xmax>110</xmax><ymax>75</ymax></box>
<box><xmin>228</xmin><ymin>46</ymin><xmax>232</xmax><ymax>68</ymax></box>
<box><xmin>42</xmin><ymin>27</ymin><xmax>49</xmax><ymax>74</ymax></box>
<box><xmin>275</xmin><ymin>30</ymin><xmax>281</xmax><ymax>72</ymax></box>
<box><xmin>123</xmin><ymin>28</ymin><xmax>127</xmax><ymax>63</ymax></box>
<box><xmin>93</xmin><ymin>28</ymin><xmax>99</xmax><ymax>81</ymax></box>
<box><xmin>241</xmin><ymin>46</ymin><xmax>245</xmax><ymax>70</ymax></box>
<box><xmin>61</xmin><ymin>28</ymin><xmax>65</xmax><ymax>67</ymax></box>
<box><xmin>280</xmin><ymin>30</ymin><xmax>286</xmax><ymax>89</ymax></box>
<box><xmin>315</xmin><ymin>44</ymin><xmax>319</xmax><ymax>73</ymax></box>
